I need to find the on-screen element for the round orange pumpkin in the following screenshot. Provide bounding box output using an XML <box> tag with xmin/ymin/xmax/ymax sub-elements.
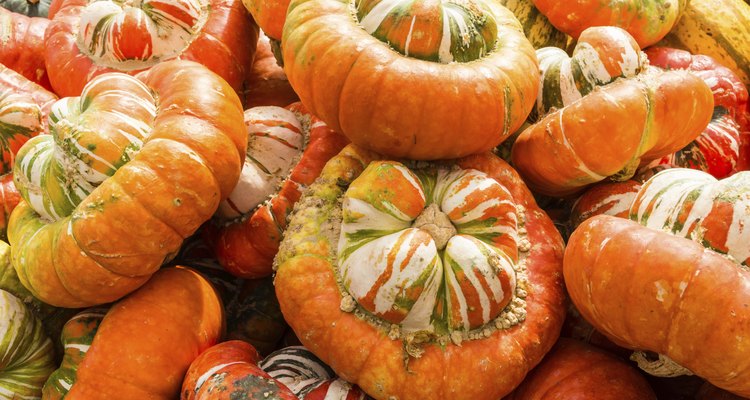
<box><xmin>8</xmin><ymin>60</ymin><xmax>247</xmax><ymax>308</ymax></box>
<box><xmin>274</xmin><ymin>145</ymin><xmax>566</xmax><ymax>400</ymax></box>
<box><xmin>504</xmin><ymin>338</ymin><xmax>656</xmax><ymax>400</ymax></box>
<box><xmin>44</xmin><ymin>0</ymin><xmax>258</xmax><ymax>97</ymax></box>
<box><xmin>281</xmin><ymin>0</ymin><xmax>539</xmax><ymax>160</ymax></box>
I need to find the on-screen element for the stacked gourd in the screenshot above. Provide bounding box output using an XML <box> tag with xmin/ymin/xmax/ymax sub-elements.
<box><xmin>0</xmin><ymin>0</ymin><xmax>745</xmax><ymax>397</ymax></box>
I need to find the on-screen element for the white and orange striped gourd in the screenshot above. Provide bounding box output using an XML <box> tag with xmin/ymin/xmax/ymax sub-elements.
<box><xmin>630</xmin><ymin>168</ymin><xmax>750</xmax><ymax>266</ymax></box>
<box><xmin>337</xmin><ymin>161</ymin><xmax>521</xmax><ymax>334</ymax></box>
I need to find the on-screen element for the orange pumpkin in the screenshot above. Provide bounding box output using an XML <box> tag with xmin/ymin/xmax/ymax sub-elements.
<box><xmin>0</xmin><ymin>9</ymin><xmax>51</xmax><ymax>90</ymax></box>
<box><xmin>242</xmin><ymin>0</ymin><xmax>286</xmax><ymax>41</ymax></box>
<box><xmin>64</xmin><ymin>267</ymin><xmax>224</xmax><ymax>399</ymax></box>
<box><xmin>564</xmin><ymin>214</ymin><xmax>750</xmax><ymax>397</ymax></box>
<box><xmin>206</xmin><ymin>102</ymin><xmax>348</xmax><ymax>278</ymax></box>
<box><xmin>281</xmin><ymin>0</ymin><xmax>539</xmax><ymax>160</ymax></box>
<box><xmin>8</xmin><ymin>60</ymin><xmax>247</xmax><ymax>308</ymax></box>
<box><xmin>44</xmin><ymin>0</ymin><xmax>258</xmax><ymax>97</ymax></box>
<box><xmin>274</xmin><ymin>145</ymin><xmax>566</xmax><ymax>400</ymax></box>
<box><xmin>531</xmin><ymin>0</ymin><xmax>687</xmax><ymax>48</ymax></box>
<box><xmin>504</xmin><ymin>338</ymin><xmax>656</xmax><ymax>400</ymax></box>
<box><xmin>511</xmin><ymin>69</ymin><xmax>713</xmax><ymax>197</ymax></box>
<box><xmin>182</xmin><ymin>340</ymin><xmax>298</xmax><ymax>400</ymax></box>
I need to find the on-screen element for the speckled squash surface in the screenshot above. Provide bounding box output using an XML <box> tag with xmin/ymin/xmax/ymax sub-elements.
<box><xmin>531</xmin><ymin>0</ymin><xmax>687</xmax><ymax>48</ymax></box>
<box><xmin>274</xmin><ymin>145</ymin><xmax>566</xmax><ymax>400</ymax></box>
<box><xmin>282</xmin><ymin>0</ymin><xmax>539</xmax><ymax>160</ymax></box>
<box><xmin>511</xmin><ymin>69</ymin><xmax>714</xmax><ymax>197</ymax></box>
<box><xmin>207</xmin><ymin>102</ymin><xmax>348</xmax><ymax>279</ymax></box>
<box><xmin>44</xmin><ymin>0</ymin><xmax>258</xmax><ymax>96</ymax></box>
<box><xmin>182</xmin><ymin>340</ymin><xmax>298</xmax><ymax>400</ymax></box>
<box><xmin>8</xmin><ymin>60</ymin><xmax>247</xmax><ymax>308</ymax></box>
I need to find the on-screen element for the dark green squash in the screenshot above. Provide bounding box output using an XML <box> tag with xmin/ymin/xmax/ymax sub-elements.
<box><xmin>0</xmin><ymin>0</ymin><xmax>50</xmax><ymax>18</ymax></box>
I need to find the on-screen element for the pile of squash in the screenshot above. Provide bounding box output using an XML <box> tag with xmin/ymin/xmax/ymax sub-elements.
<box><xmin>0</xmin><ymin>0</ymin><xmax>748</xmax><ymax>398</ymax></box>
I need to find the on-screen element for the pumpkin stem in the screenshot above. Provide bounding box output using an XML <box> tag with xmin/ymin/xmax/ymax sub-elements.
<box><xmin>412</xmin><ymin>203</ymin><xmax>456</xmax><ymax>250</ymax></box>
<box><xmin>630</xmin><ymin>351</ymin><xmax>694</xmax><ymax>377</ymax></box>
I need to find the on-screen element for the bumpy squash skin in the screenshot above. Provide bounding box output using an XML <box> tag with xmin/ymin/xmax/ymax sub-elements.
<box><xmin>511</xmin><ymin>69</ymin><xmax>714</xmax><ymax>197</ymax></box>
<box><xmin>281</xmin><ymin>0</ymin><xmax>539</xmax><ymax>160</ymax></box>
<box><xmin>0</xmin><ymin>8</ymin><xmax>51</xmax><ymax>90</ymax></box>
<box><xmin>531</xmin><ymin>0</ymin><xmax>687</xmax><ymax>48</ymax></box>
<box><xmin>497</xmin><ymin>0</ymin><xmax>566</xmax><ymax>49</ymax></box>
<box><xmin>8</xmin><ymin>60</ymin><xmax>247</xmax><ymax>308</ymax></box>
<box><xmin>274</xmin><ymin>145</ymin><xmax>566</xmax><ymax>400</ymax></box>
<box><xmin>564</xmin><ymin>215</ymin><xmax>750</xmax><ymax>398</ymax></box>
<box><xmin>182</xmin><ymin>340</ymin><xmax>298</xmax><ymax>400</ymax></box>
<box><xmin>65</xmin><ymin>267</ymin><xmax>224</xmax><ymax>400</ymax></box>
<box><xmin>504</xmin><ymin>338</ymin><xmax>656</xmax><ymax>400</ymax></box>
<box><xmin>44</xmin><ymin>0</ymin><xmax>258</xmax><ymax>97</ymax></box>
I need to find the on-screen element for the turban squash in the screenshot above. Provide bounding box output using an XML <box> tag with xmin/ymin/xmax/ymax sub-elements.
<box><xmin>644</xmin><ymin>47</ymin><xmax>749</xmax><ymax>179</ymax></box>
<box><xmin>8</xmin><ymin>60</ymin><xmax>247</xmax><ymax>308</ymax></box>
<box><xmin>207</xmin><ymin>102</ymin><xmax>348</xmax><ymax>279</ymax></box>
<box><xmin>0</xmin><ymin>9</ymin><xmax>50</xmax><ymax>90</ymax></box>
<box><xmin>503</xmin><ymin>339</ymin><xmax>656</xmax><ymax>400</ymax></box>
<box><xmin>261</xmin><ymin>346</ymin><xmax>371</xmax><ymax>399</ymax></box>
<box><xmin>182</xmin><ymin>340</ymin><xmax>298</xmax><ymax>400</ymax></box>
<box><xmin>45</xmin><ymin>267</ymin><xmax>224</xmax><ymax>399</ymax></box>
<box><xmin>281</xmin><ymin>0</ymin><xmax>539</xmax><ymax>160</ymax></box>
<box><xmin>511</xmin><ymin>68</ymin><xmax>714</xmax><ymax>197</ymax></box>
<box><xmin>531</xmin><ymin>0</ymin><xmax>687</xmax><ymax>48</ymax></box>
<box><xmin>44</xmin><ymin>0</ymin><xmax>258</xmax><ymax>97</ymax></box>
<box><xmin>532</xmin><ymin>26</ymin><xmax>646</xmax><ymax>122</ymax></box>
<box><xmin>0</xmin><ymin>289</ymin><xmax>55</xmax><ymax>399</ymax></box>
<box><xmin>274</xmin><ymin>145</ymin><xmax>566</xmax><ymax>400</ymax></box>
<box><xmin>0</xmin><ymin>64</ymin><xmax>56</xmax><ymax>238</ymax></box>
<box><xmin>564</xmin><ymin>168</ymin><xmax>750</xmax><ymax>397</ymax></box>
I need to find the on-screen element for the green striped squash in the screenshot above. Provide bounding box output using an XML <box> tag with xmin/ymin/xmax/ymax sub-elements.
<box><xmin>0</xmin><ymin>84</ymin><xmax>44</xmax><ymax>176</ymax></box>
<box><xmin>0</xmin><ymin>289</ymin><xmax>55</xmax><ymax>399</ymax></box>
<box><xmin>41</xmin><ymin>309</ymin><xmax>106</xmax><ymax>400</ymax></box>
<box><xmin>498</xmin><ymin>0</ymin><xmax>566</xmax><ymax>49</ymax></box>
<box><xmin>532</xmin><ymin>26</ymin><xmax>647</xmax><ymax>121</ymax></box>
<box><xmin>13</xmin><ymin>73</ymin><xmax>155</xmax><ymax>222</ymax></box>
<box><xmin>656</xmin><ymin>0</ymin><xmax>750</xmax><ymax>86</ymax></box>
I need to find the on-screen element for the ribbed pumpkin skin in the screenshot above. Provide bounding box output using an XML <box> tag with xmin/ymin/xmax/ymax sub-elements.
<box><xmin>533</xmin><ymin>26</ymin><xmax>646</xmax><ymax>121</ymax></box>
<box><xmin>44</xmin><ymin>0</ymin><xmax>258</xmax><ymax>97</ymax></box>
<box><xmin>182</xmin><ymin>340</ymin><xmax>298</xmax><ymax>400</ymax></box>
<box><xmin>0</xmin><ymin>289</ymin><xmax>55</xmax><ymax>399</ymax></box>
<box><xmin>65</xmin><ymin>267</ymin><xmax>224</xmax><ymax>399</ymax></box>
<box><xmin>511</xmin><ymin>69</ymin><xmax>714</xmax><ymax>197</ymax></box>
<box><xmin>568</xmin><ymin>180</ymin><xmax>641</xmax><ymax>231</ymax></box>
<box><xmin>7</xmin><ymin>60</ymin><xmax>246</xmax><ymax>308</ymax></box>
<box><xmin>274</xmin><ymin>145</ymin><xmax>566</xmax><ymax>400</ymax></box>
<box><xmin>42</xmin><ymin>308</ymin><xmax>106</xmax><ymax>400</ymax></box>
<box><xmin>645</xmin><ymin>47</ymin><xmax>748</xmax><ymax>178</ymax></box>
<box><xmin>0</xmin><ymin>9</ymin><xmax>51</xmax><ymax>90</ymax></box>
<box><xmin>656</xmin><ymin>0</ymin><xmax>750</xmax><ymax>86</ymax></box>
<box><xmin>504</xmin><ymin>339</ymin><xmax>656</xmax><ymax>400</ymax></box>
<box><xmin>282</xmin><ymin>0</ymin><xmax>539</xmax><ymax>160</ymax></box>
<box><xmin>242</xmin><ymin>0</ymin><xmax>285</xmax><ymax>41</ymax></box>
<box><xmin>531</xmin><ymin>0</ymin><xmax>687</xmax><ymax>48</ymax></box>
<box><xmin>497</xmin><ymin>0</ymin><xmax>566</xmax><ymax>49</ymax></box>
<box><xmin>208</xmin><ymin>102</ymin><xmax>348</xmax><ymax>279</ymax></box>
<box><xmin>564</xmin><ymin>215</ymin><xmax>750</xmax><ymax>398</ymax></box>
